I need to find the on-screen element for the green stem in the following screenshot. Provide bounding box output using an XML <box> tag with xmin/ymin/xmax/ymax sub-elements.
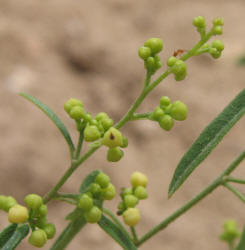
<box><xmin>54</xmin><ymin>197</ymin><xmax>77</xmax><ymax>205</ymax></box>
<box><xmin>130</xmin><ymin>226</ymin><xmax>139</xmax><ymax>244</ymax></box>
<box><xmin>136</xmin><ymin>150</ymin><xmax>245</xmax><ymax>246</ymax></box>
<box><xmin>225</xmin><ymin>176</ymin><xmax>245</xmax><ymax>185</ymax></box>
<box><xmin>75</xmin><ymin>131</ymin><xmax>84</xmax><ymax>159</ymax></box>
<box><xmin>223</xmin><ymin>183</ymin><xmax>245</xmax><ymax>204</ymax></box>
<box><xmin>130</xmin><ymin>112</ymin><xmax>152</xmax><ymax>121</ymax></box>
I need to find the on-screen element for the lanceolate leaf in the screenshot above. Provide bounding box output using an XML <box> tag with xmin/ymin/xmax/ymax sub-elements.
<box><xmin>236</xmin><ymin>226</ymin><xmax>245</xmax><ymax>250</ymax></box>
<box><xmin>0</xmin><ymin>224</ymin><xmax>18</xmax><ymax>247</ymax></box>
<box><xmin>169</xmin><ymin>88</ymin><xmax>245</xmax><ymax>197</ymax></box>
<box><xmin>98</xmin><ymin>215</ymin><xmax>137</xmax><ymax>250</ymax></box>
<box><xmin>19</xmin><ymin>93</ymin><xmax>75</xmax><ymax>155</ymax></box>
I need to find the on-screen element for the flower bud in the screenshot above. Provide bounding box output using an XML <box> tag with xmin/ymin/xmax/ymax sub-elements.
<box><xmin>24</xmin><ymin>194</ymin><xmax>43</xmax><ymax>210</ymax></box>
<box><xmin>130</xmin><ymin>172</ymin><xmax>148</xmax><ymax>188</ymax></box>
<box><xmin>123</xmin><ymin>208</ymin><xmax>140</xmax><ymax>226</ymax></box>
<box><xmin>64</xmin><ymin>98</ymin><xmax>83</xmax><ymax>114</ymax></box>
<box><xmin>8</xmin><ymin>204</ymin><xmax>29</xmax><ymax>224</ymax></box>
<box><xmin>134</xmin><ymin>186</ymin><xmax>148</xmax><ymax>200</ymax></box>
<box><xmin>95</xmin><ymin>173</ymin><xmax>110</xmax><ymax>189</ymax></box>
<box><xmin>158</xmin><ymin>115</ymin><xmax>174</xmax><ymax>131</ymax></box>
<box><xmin>28</xmin><ymin>229</ymin><xmax>47</xmax><ymax>248</ymax></box>
<box><xmin>43</xmin><ymin>223</ymin><xmax>56</xmax><ymax>239</ymax></box>
<box><xmin>78</xmin><ymin>194</ymin><xmax>94</xmax><ymax>211</ymax></box>
<box><xmin>102</xmin><ymin>127</ymin><xmax>123</xmax><ymax>148</ymax></box>
<box><xmin>107</xmin><ymin>147</ymin><xmax>124</xmax><ymax>162</ymax></box>
<box><xmin>193</xmin><ymin>16</ymin><xmax>206</xmax><ymax>28</ymax></box>
<box><xmin>84</xmin><ymin>206</ymin><xmax>102</xmax><ymax>223</ymax></box>
<box><xmin>69</xmin><ymin>106</ymin><xmax>85</xmax><ymax>120</ymax></box>
<box><xmin>138</xmin><ymin>46</ymin><xmax>152</xmax><ymax>60</ymax></box>
<box><xmin>102</xmin><ymin>183</ymin><xmax>116</xmax><ymax>200</ymax></box>
<box><xmin>170</xmin><ymin>101</ymin><xmax>188</xmax><ymax>121</ymax></box>
<box><xmin>84</xmin><ymin>125</ymin><xmax>101</xmax><ymax>142</ymax></box>
<box><xmin>144</xmin><ymin>38</ymin><xmax>163</xmax><ymax>54</ymax></box>
<box><xmin>124</xmin><ymin>195</ymin><xmax>138</xmax><ymax>208</ymax></box>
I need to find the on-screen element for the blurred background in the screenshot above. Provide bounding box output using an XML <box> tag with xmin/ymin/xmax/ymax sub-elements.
<box><xmin>0</xmin><ymin>0</ymin><xmax>244</xmax><ymax>249</ymax></box>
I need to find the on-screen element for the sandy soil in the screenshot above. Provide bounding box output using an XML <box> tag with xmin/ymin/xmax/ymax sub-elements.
<box><xmin>0</xmin><ymin>0</ymin><xmax>244</xmax><ymax>249</ymax></box>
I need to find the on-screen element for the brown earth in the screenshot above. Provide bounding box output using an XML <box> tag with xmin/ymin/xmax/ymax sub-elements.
<box><xmin>0</xmin><ymin>1</ymin><xmax>245</xmax><ymax>249</ymax></box>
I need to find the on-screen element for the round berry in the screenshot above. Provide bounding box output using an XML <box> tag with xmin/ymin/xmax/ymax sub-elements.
<box><xmin>28</xmin><ymin>229</ymin><xmax>47</xmax><ymax>248</ymax></box>
<box><xmin>102</xmin><ymin>127</ymin><xmax>123</xmax><ymax>148</ymax></box>
<box><xmin>145</xmin><ymin>56</ymin><xmax>155</xmax><ymax>71</ymax></box>
<box><xmin>151</xmin><ymin>107</ymin><xmax>164</xmax><ymax>121</ymax></box>
<box><xmin>78</xmin><ymin>194</ymin><xmax>93</xmax><ymax>211</ymax></box>
<box><xmin>95</xmin><ymin>112</ymin><xmax>109</xmax><ymax>121</ymax></box>
<box><xmin>209</xmin><ymin>48</ymin><xmax>221</xmax><ymax>59</ymax></box>
<box><xmin>95</xmin><ymin>173</ymin><xmax>110</xmax><ymax>189</ymax></box>
<box><xmin>193</xmin><ymin>16</ymin><xmax>206</xmax><ymax>28</ymax></box>
<box><xmin>167</xmin><ymin>56</ymin><xmax>178</xmax><ymax>67</ymax></box>
<box><xmin>130</xmin><ymin>172</ymin><xmax>148</xmax><ymax>188</ymax></box>
<box><xmin>84</xmin><ymin>125</ymin><xmax>101</xmax><ymax>142</ymax></box>
<box><xmin>124</xmin><ymin>195</ymin><xmax>138</xmax><ymax>208</ymax></box>
<box><xmin>212</xmin><ymin>25</ymin><xmax>223</xmax><ymax>35</ymax></box>
<box><xmin>144</xmin><ymin>38</ymin><xmax>163</xmax><ymax>54</ymax></box>
<box><xmin>107</xmin><ymin>147</ymin><xmax>124</xmax><ymax>162</ymax></box>
<box><xmin>8</xmin><ymin>205</ymin><xmax>29</xmax><ymax>224</ymax></box>
<box><xmin>138</xmin><ymin>46</ymin><xmax>152</xmax><ymax>60</ymax></box>
<box><xmin>83</xmin><ymin>113</ymin><xmax>92</xmax><ymax>122</ymax></box>
<box><xmin>4</xmin><ymin>196</ymin><xmax>18</xmax><ymax>212</ymax></box>
<box><xmin>64</xmin><ymin>98</ymin><xmax>83</xmax><ymax>114</ymax></box>
<box><xmin>213</xmin><ymin>17</ymin><xmax>224</xmax><ymax>26</ymax></box>
<box><xmin>212</xmin><ymin>40</ymin><xmax>224</xmax><ymax>51</ymax></box>
<box><xmin>89</xmin><ymin>183</ymin><xmax>102</xmax><ymax>198</ymax></box>
<box><xmin>171</xmin><ymin>60</ymin><xmax>187</xmax><ymax>75</ymax></box>
<box><xmin>0</xmin><ymin>195</ymin><xmax>7</xmax><ymax>210</ymax></box>
<box><xmin>122</xmin><ymin>188</ymin><xmax>133</xmax><ymax>196</ymax></box>
<box><xmin>102</xmin><ymin>183</ymin><xmax>116</xmax><ymax>200</ymax></box>
<box><xmin>24</xmin><ymin>194</ymin><xmax>43</xmax><ymax>210</ymax></box>
<box><xmin>170</xmin><ymin>101</ymin><xmax>188</xmax><ymax>121</ymax></box>
<box><xmin>38</xmin><ymin>204</ymin><xmax>48</xmax><ymax>217</ymax></box>
<box><xmin>134</xmin><ymin>186</ymin><xmax>148</xmax><ymax>200</ymax></box>
<box><xmin>43</xmin><ymin>223</ymin><xmax>56</xmax><ymax>239</ymax></box>
<box><xmin>158</xmin><ymin>115</ymin><xmax>174</xmax><ymax>131</ymax></box>
<box><xmin>84</xmin><ymin>206</ymin><xmax>102</xmax><ymax>223</ymax></box>
<box><xmin>69</xmin><ymin>106</ymin><xmax>85</xmax><ymax>120</ymax></box>
<box><xmin>160</xmin><ymin>96</ymin><xmax>171</xmax><ymax>108</ymax></box>
<box><xmin>174</xmin><ymin>72</ymin><xmax>187</xmax><ymax>81</ymax></box>
<box><xmin>100</xmin><ymin>118</ymin><xmax>114</xmax><ymax>131</ymax></box>
<box><xmin>123</xmin><ymin>208</ymin><xmax>140</xmax><ymax>227</ymax></box>
<box><xmin>121</xmin><ymin>136</ymin><xmax>128</xmax><ymax>148</ymax></box>
<box><xmin>220</xmin><ymin>220</ymin><xmax>240</xmax><ymax>241</ymax></box>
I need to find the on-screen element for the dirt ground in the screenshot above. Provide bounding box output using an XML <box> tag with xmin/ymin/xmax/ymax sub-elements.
<box><xmin>0</xmin><ymin>1</ymin><xmax>245</xmax><ymax>249</ymax></box>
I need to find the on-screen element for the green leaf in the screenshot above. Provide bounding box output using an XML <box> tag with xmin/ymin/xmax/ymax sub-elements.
<box><xmin>98</xmin><ymin>215</ymin><xmax>137</xmax><ymax>250</ymax></box>
<box><xmin>19</xmin><ymin>93</ymin><xmax>75</xmax><ymax>156</ymax></box>
<box><xmin>0</xmin><ymin>224</ymin><xmax>18</xmax><ymax>248</ymax></box>
<box><xmin>2</xmin><ymin>223</ymin><xmax>29</xmax><ymax>250</ymax></box>
<box><xmin>236</xmin><ymin>226</ymin><xmax>245</xmax><ymax>250</ymax></box>
<box><xmin>79</xmin><ymin>170</ymin><xmax>101</xmax><ymax>193</ymax></box>
<box><xmin>169</xmin><ymin>88</ymin><xmax>245</xmax><ymax>197</ymax></box>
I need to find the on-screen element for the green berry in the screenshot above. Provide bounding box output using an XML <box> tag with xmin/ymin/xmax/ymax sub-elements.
<box><xmin>134</xmin><ymin>186</ymin><xmax>148</xmax><ymax>200</ymax></box>
<box><xmin>3</xmin><ymin>196</ymin><xmax>18</xmax><ymax>212</ymax></box>
<box><xmin>174</xmin><ymin>72</ymin><xmax>187</xmax><ymax>81</ymax></box>
<box><xmin>160</xmin><ymin>96</ymin><xmax>171</xmax><ymax>108</ymax></box>
<box><xmin>36</xmin><ymin>216</ymin><xmax>47</xmax><ymax>229</ymax></box>
<box><xmin>0</xmin><ymin>195</ymin><xmax>7</xmax><ymax>210</ymax></box>
<box><xmin>95</xmin><ymin>112</ymin><xmax>109</xmax><ymax>121</ymax></box>
<box><xmin>212</xmin><ymin>40</ymin><xmax>224</xmax><ymax>51</ymax></box>
<box><xmin>107</xmin><ymin>147</ymin><xmax>124</xmax><ymax>162</ymax></box>
<box><xmin>90</xmin><ymin>119</ymin><xmax>98</xmax><ymax>126</ymax></box>
<box><xmin>28</xmin><ymin>229</ymin><xmax>47</xmax><ymax>248</ymax></box>
<box><xmin>89</xmin><ymin>183</ymin><xmax>102</xmax><ymax>198</ymax></box>
<box><xmin>167</xmin><ymin>56</ymin><xmax>178</xmax><ymax>67</ymax></box>
<box><xmin>84</xmin><ymin>206</ymin><xmax>102</xmax><ymax>223</ymax></box>
<box><xmin>158</xmin><ymin>115</ymin><xmax>174</xmax><ymax>131</ymax></box>
<box><xmin>138</xmin><ymin>46</ymin><xmax>152</xmax><ymax>60</ymax></box>
<box><xmin>152</xmin><ymin>107</ymin><xmax>164</xmax><ymax>121</ymax></box>
<box><xmin>102</xmin><ymin>127</ymin><xmax>123</xmax><ymax>148</ymax></box>
<box><xmin>38</xmin><ymin>204</ymin><xmax>48</xmax><ymax>217</ymax></box>
<box><xmin>213</xmin><ymin>17</ymin><xmax>224</xmax><ymax>26</ymax></box>
<box><xmin>100</xmin><ymin>118</ymin><xmax>114</xmax><ymax>131</ymax></box>
<box><xmin>170</xmin><ymin>101</ymin><xmax>188</xmax><ymax>121</ymax></box>
<box><xmin>144</xmin><ymin>38</ymin><xmax>163</xmax><ymax>54</ymax></box>
<box><xmin>171</xmin><ymin>60</ymin><xmax>187</xmax><ymax>75</ymax></box>
<box><xmin>121</xmin><ymin>136</ymin><xmax>128</xmax><ymax>148</ymax></box>
<box><xmin>124</xmin><ymin>195</ymin><xmax>138</xmax><ymax>208</ymax></box>
<box><xmin>193</xmin><ymin>16</ymin><xmax>206</xmax><ymax>28</ymax></box>
<box><xmin>43</xmin><ymin>223</ymin><xmax>56</xmax><ymax>239</ymax></box>
<box><xmin>102</xmin><ymin>183</ymin><xmax>116</xmax><ymax>200</ymax></box>
<box><xmin>130</xmin><ymin>172</ymin><xmax>148</xmax><ymax>188</ymax></box>
<box><xmin>69</xmin><ymin>106</ymin><xmax>85</xmax><ymax>120</ymax></box>
<box><xmin>84</xmin><ymin>125</ymin><xmax>101</xmax><ymax>142</ymax></box>
<box><xmin>212</xmin><ymin>25</ymin><xmax>223</xmax><ymax>35</ymax></box>
<box><xmin>78</xmin><ymin>194</ymin><xmax>93</xmax><ymax>211</ymax></box>
<box><xmin>220</xmin><ymin>220</ymin><xmax>240</xmax><ymax>242</ymax></box>
<box><xmin>209</xmin><ymin>48</ymin><xmax>221</xmax><ymax>59</ymax></box>
<box><xmin>95</xmin><ymin>173</ymin><xmax>110</xmax><ymax>189</ymax></box>
<box><xmin>83</xmin><ymin>113</ymin><xmax>92</xmax><ymax>122</ymax></box>
<box><xmin>24</xmin><ymin>194</ymin><xmax>43</xmax><ymax>210</ymax></box>
<box><xmin>155</xmin><ymin>60</ymin><xmax>162</xmax><ymax>70</ymax></box>
<box><xmin>8</xmin><ymin>205</ymin><xmax>29</xmax><ymax>224</ymax></box>
<box><xmin>145</xmin><ymin>56</ymin><xmax>155</xmax><ymax>71</ymax></box>
<box><xmin>123</xmin><ymin>208</ymin><xmax>140</xmax><ymax>226</ymax></box>
<box><xmin>64</xmin><ymin>98</ymin><xmax>83</xmax><ymax>114</ymax></box>
<box><xmin>117</xmin><ymin>201</ymin><xmax>125</xmax><ymax>211</ymax></box>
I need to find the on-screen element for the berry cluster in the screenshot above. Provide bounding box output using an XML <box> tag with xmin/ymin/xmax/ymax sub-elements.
<box><xmin>78</xmin><ymin>172</ymin><xmax>116</xmax><ymax>223</ymax></box>
<box><xmin>167</xmin><ymin>57</ymin><xmax>187</xmax><ymax>81</ymax></box>
<box><xmin>117</xmin><ymin>172</ymin><xmax>148</xmax><ymax>227</ymax></box>
<box><xmin>150</xmin><ymin>96</ymin><xmax>187</xmax><ymax>131</ymax></box>
<box><xmin>0</xmin><ymin>194</ymin><xmax>55</xmax><ymax>248</ymax></box>
<box><xmin>138</xmin><ymin>38</ymin><xmax>163</xmax><ymax>74</ymax></box>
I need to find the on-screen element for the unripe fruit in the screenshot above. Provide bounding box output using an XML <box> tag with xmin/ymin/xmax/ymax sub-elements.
<box><xmin>4</xmin><ymin>196</ymin><xmax>18</xmax><ymax>212</ymax></box>
<box><xmin>124</xmin><ymin>195</ymin><xmax>138</xmax><ymax>208</ymax></box>
<box><xmin>95</xmin><ymin>173</ymin><xmax>110</xmax><ymax>189</ymax></box>
<box><xmin>38</xmin><ymin>204</ymin><xmax>48</xmax><ymax>217</ymax></box>
<box><xmin>122</xmin><ymin>188</ymin><xmax>133</xmax><ymax>196</ymax></box>
<box><xmin>69</xmin><ymin>106</ymin><xmax>85</xmax><ymax>120</ymax></box>
<box><xmin>8</xmin><ymin>205</ymin><xmax>29</xmax><ymax>224</ymax></box>
<box><xmin>84</xmin><ymin>125</ymin><xmax>101</xmax><ymax>142</ymax></box>
<box><xmin>171</xmin><ymin>60</ymin><xmax>187</xmax><ymax>75</ymax></box>
<box><xmin>213</xmin><ymin>17</ymin><xmax>224</xmax><ymax>26</ymax></box>
<box><xmin>0</xmin><ymin>195</ymin><xmax>7</xmax><ymax>210</ymax></box>
<box><xmin>144</xmin><ymin>38</ymin><xmax>163</xmax><ymax>54</ymax></box>
<box><xmin>134</xmin><ymin>186</ymin><xmax>148</xmax><ymax>200</ymax></box>
<box><xmin>170</xmin><ymin>101</ymin><xmax>188</xmax><ymax>121</ymax></box>
<box><xmin>212</xmin><ymin>40</ymin><xmax>224</xmax><ymax>51</ymax></box>
<box><xmin>130</xmin><ymin>172</ymin><xmax>148</xmax><ymax>188</ymax></box>
<box><xmin>138</xmin><ymin>46</ymin><xmax>152</xmax><ymax>60</ymax></box>
<box><xmin>100</xmin><ymin>118</ymin><xmax>114</xmax><ymax>131</ymax></box>
<box><xmin>167</xmin><ymin>56</ymin><xmax>178</xmax><ymax>67</ymax></box>
<box><xmin>43</xmin><ymin>223</ymin><xmax>56</xmax><ymax>239</ymax></box>
<box><xmin>158</xmin><ymin>115</ymin><xmax>174</xmax><ymax>131</ymax></box>
<box><xmin>102</xmin><ymin>127</ymin><xmax>123</xmax><ymax>148</ymax></box>
<box><xmin>36</xmin><ymin>216</ymin><xmax>47</xmax><ymax>229</ymax></box>
<box><xmin>107</xmin><ymin>147</ymin><xmax>124</xmax><ymax>162</ymax></box>
<box><xmin>95</xmin><ymin>112</ymin><xmax>109</xmax><ymax>121</ymax></box>
<box><xmin>64</xmin><ymin>98</ymin><xmax>83</xmax><ymax>113</ymax></box>
<box><xmin>78</xmin><ymin>194</ymin><xmax>93</xmax><ymax>211</ymax></box>
<box><xmin>102</xmin><ymin>183</ymin><xmax>116</xmax><ymax>200</ymax></box>
<box><xmin>29</xmin><ymin>229</ymin><xmax>47</xmax><ymax>248</ymax></box>
<box><xmin>160</xmin><ymin>96</ymin><xmax>171</xmax><ymax>108</ymax></box>
<box><xmin>174</xmin><ymin>72</ymin><xmax>186</xmax><ymax>81</ymax></box>
<box><xmin>212</xmin><ymin>25</ymin><xmax>223</xmax><ymax>35</ymax></box>
<box><xmin>152</xmin><ymin>107</ymin><xmax>164</xmax><ymax>121</ymax></box>
<box><xmin>89</xmin><ymin>183</ymin><xmax>102</xmax><ymax>198</ymax></box>
<box><xmin>84</xmin><ymin>206</ymin><xmax>102</xmax><ymax>223</ymax></box>
<box><xmin>121</xmin><ymin>136</ymin><xmax>128</xmax><ymax>148</ymax></box>
<box><xmin>220</xmin><ymin>220</ymin><xmax>240</xmax><ymax>242</ymax></box>
<box><xmin>209</xmin><ymin>48</ymin><xmax>221</xmax><ymax>59</ymax></box>
<box><xmin>123</xmin><ymin>208</ymin><xmax>140</xmax><ymax>226</ymax></box>
<box><xmin>25</xmin><ymin>194</ymin><xmax>43</xmax><ymax>210</ymax></box>
<box><xmin>145</xmin><ymin>56</ymin><xmax>155</xmax><ymax>71</ymax></box>
<box><xmin>193</xmin><ymin>16</ymin><xmax>206</xmax><ymax>28</ymax></box>
<box><xmin>83</xmin><ymin>113</ymin><xmax>92</xmax><ymax>122</ymax></box>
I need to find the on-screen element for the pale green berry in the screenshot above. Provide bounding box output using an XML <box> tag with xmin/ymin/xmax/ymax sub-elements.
<box><xmin>121</xmin><ymin>136</ymin><xmax>128</xmax><ymax>148</ymax></box>
<box><xmin>124</xmin><ymin>195</ymin><xmax>138</xmax><ymax>208</ymax></box>
<box><xmin>134</xmin><ymin>186</ymin><xmax>148</xmax><ymax>200</ymax></box>
<box><xmin>43</xmin><ymin>223</ymin><xmax>56</xmax><ymax>239</ymax></box>
<box><xmin>24</xmin><ymin>194</ymin><xmax>43</xmax><ymax>210</ymax></box>
<box><xmin>38</xmin><ymin>204</ymin><xmax>48</xmax><ymax>217</ymax></box>
<box><xmin>4</xmin><ymin>196</ymin><xmax>18</xmax><ymax>212</ymax></box>
<box><xmin>213</xmin><ymin>25</ymin><xmax>223</xmax><ymax>35</ymax></box>
<box><xmin>84</xmin><ymin>206</ymin><xmax>102</xmax><ymax>223</ymax></box>
<box><xmin>101</xmin><ymin>118</ymin><xmax>114</xmax><ymax>131</ymax></box>
<box><xmin>213</xmin><ymin>17</ymin><xmax>224</xmax><ymax>26</ymax></box>
<box><xmin>8</xmin><ymin>204</ymin><xmax>29</xmax><ymax>224</ymax></box>
<box><xmin>122</xmin><ymin>188</ymin><xmax>133</xmax><ymax>197</ymax></box>
<box><xmin>160</xmin><ymin>96</ymin><xmax>171</xmax><ymax>108</ymax></box>
<box><xmin>145</xmin><ymin>56</ymin><xmax>155</xmax><ymax>71</ymax></box>
<box><xmin>83</xmin><ymin>113</ymin><xmax>92</xmax><ymax>122</ymax></box>
<box><xmin>209</xmin><ymin>48</ymin><xmax>221</xmax><ymax>59</ymax></box>
<box><xmin>0</xmin><ymin>195</ymin><xmax>7</xmax><ymax>210</ymax></box>
<box><xmin>171</xmin><ymin>60</ymin><xmax>187</xmax><ymax>75</ymax></box>
<box><xmin>78</xmin><ymin>194</ymin><xmax>93</xmax><ymax>211</ymax></box>
<box><xmin>95</xmin><ymin>112</ymin><xmax>109</xmax><ymax>121</ymax></box>
<box><xmin>64</xmin><ymin>98</ymin><xmax>83</xmax><ymax>113</ymax></box>
<box><xmin>138</xmin><ymin>46</ymin><xmax>152</xmax><ymax>60</ymax></box>
<box><xmin>102</xmin><ymin>127</ymin><xmax>123</xmax><ymax>148</ymax></box>
<box><xmin>84</xmin><ymin>125</ymin><xmax>101</xmax><ymax>142</ymax></box>
<box><xmin>90</xmin><ymin>119</ymin><xmax>99</xmax><ymax>126</ymax></box>
<box><xmin>158</xmin><ymin>115</ymin><xmax>174</xmax><ymax>131</ymax></box>
<box><xmin>69</xmin><ymin>106</ymin><xmax>85</xmax><ymax>120</ymax></box>
<box><xmin>144</xmin><ymin>38</ymin><xmax>163</xmax><ymax>54</ymax></box>
<box><xmin>167</xmin><ymin>56</ymin><xmax>178</xmax><ymax>67</ymax></box>
<box><xmin>152</xmin><ymin>107</ymin><xmax>164</xmax><ymax>121</ymax></box>
<box><xmin>123</xmin><ymin>208</ymin><xmax>140</xmax><ymax>226</ymax></box>
<box><xmin>95</xmin><ymin>173</ymin><xmax>110</xmax><ymax>189</ymax></box>
<box><xmin>28</xmin><ymin>229</ymin><xmax>47</xmax><ymax>248</ymax></box>
<box><xmin>193</xmin><ymin>16</ymin><xmax>206</xmax><ymax>28</ymax></box>
<box><xmin>220</xmin><ymin>220</ymin><xmax>240</xmax><ymax>242</ymax></box>
<box><xmin>36</xmin><ymin>216</ymin><xmax>47</xmax><ymax>229</ymax></box>
<box><xmin>89</xmin><ymin>183</ymin><xmax>102</xmax><ymax>199</ymax></box>
<box><xmin>212</xmin><ymin>40</ymin><xmax>224</xmax><ymax>51</ymax></box>
<box><xmin>170</xmin><ymin>101</ymin><xmax>188</xmax><ymax>121</ymax></box>
<box><xmin>174</xmin><ymin>72</ymin><xmax>187</xmax><ymax>81</ymax></box>
<box><xmin>102</xmin><ymin>183</ymin><xmax>116</xmax><ymax>200</ymax></box>
<box><xmin>107</xmin><ymin>147</ymin><xmax>124</xmax><ymax>162</ymax></box>
<box><xmin>130</xmin><ymin>172</ymin><xmax>148</xmax><ymax>188</ymax></box>
<box><xmin>155</xmin><ymin>60</ymin><xmax>162</xmax><ymax>70</ymax></box>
